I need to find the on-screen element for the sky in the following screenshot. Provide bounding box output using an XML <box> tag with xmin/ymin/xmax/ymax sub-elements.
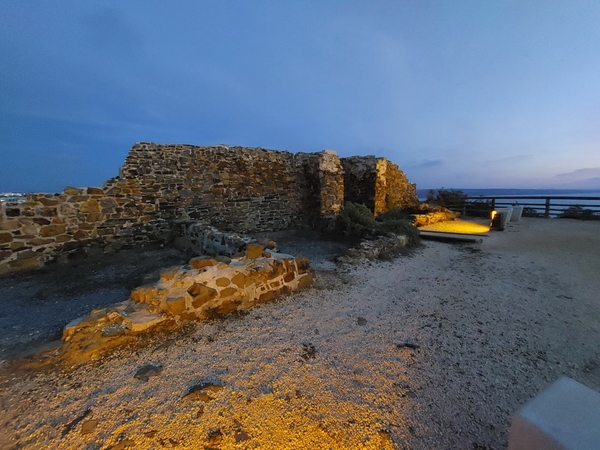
<box><xmin>1</xmin><ymin>0</ymin><xmax>600</xmax><ymax>193</ymax></box>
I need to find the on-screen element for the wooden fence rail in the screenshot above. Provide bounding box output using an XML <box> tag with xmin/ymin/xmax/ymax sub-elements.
<box><xmin>452</xmin><ymin>196</ymin><xmax>600</xmax><ymax>218</ymax></box>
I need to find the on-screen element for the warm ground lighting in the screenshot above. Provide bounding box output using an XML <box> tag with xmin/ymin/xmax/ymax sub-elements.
<box><xmin>418</xmin><ymin>219</ymin><xmax>491</xmax><ymax>234</ymax></box>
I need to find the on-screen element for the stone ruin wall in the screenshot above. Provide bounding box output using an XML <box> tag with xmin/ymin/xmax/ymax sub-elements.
<box><xmin>119</xmin><ymin>143</ymin><xmax>329</xmax><ymax>232</ymax></box>
<box><xmin>374</xmin><ymin>159</ymin><xmax>418</xmax><ymax>214</ymax></box>
<box><xmin>341</xmin><ymin>157</ymin><xmax>378</xmax><ymax>212</ymax></box>
<box><xmin>0</xmin><ymin>183</ymin><xmax>163</xmax><ymax>274</ymax></box>
<box><xmin>341</xmin><ymin>156</ymin><xmax>417</xmax><ymax>215</ymax></box>
<box><xmin>0</xmin><ymin>143</ymin><xmax>344</xmax><ymax>274</ymax></box>
<box><xmin>0</xmin><ymin>142</ymin><xmax>416</xmax><ymax>274</ymax></box>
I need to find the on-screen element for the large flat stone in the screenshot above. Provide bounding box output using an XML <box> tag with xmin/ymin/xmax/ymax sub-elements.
<box><xmin>124</xmin><ymin>309</ymin><xmax>167</xmax><ymax>333</ymax></box>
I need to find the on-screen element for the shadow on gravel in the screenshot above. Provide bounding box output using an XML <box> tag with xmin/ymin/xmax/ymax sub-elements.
<box><xmin>250</xmin><ymin>228</ymin><xmax>358</xmax><ymax>271</ymax></box>
<box><xmin>0</xmin><ymin>243</ymin><xmax>189</xmax><ymax>361</ymax></box>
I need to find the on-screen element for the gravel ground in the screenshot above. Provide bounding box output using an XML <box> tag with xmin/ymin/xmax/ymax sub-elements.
<box><xmin>0</xmin><ymin>218</ymin><xmax>599</xmax><ymax>449</ymax></box>
<box><xmin>0</xmin><ymin>244</ymin><xmax>190</xmax><ymax>361</ymax></box>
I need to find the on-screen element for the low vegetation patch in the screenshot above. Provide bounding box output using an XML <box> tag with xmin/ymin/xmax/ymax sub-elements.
<box><xmin>522</xmin><ymin>207</ymin><xmax>543</xmax><ymax>218</ymax></box>
<box><xmin>558</xmin><ymin>205</ymin><xmax>599</xmax><ymax>220</ymax></box>
<box><xmin>426</xmin><ymin>188</ymin><xmax>468</xmax><ymax>209</ymax></box>
<box><xmin>427</xmin><ymin>188</ymin><xmax>492</xmax><ymax>217</ymax></box>
<box><xmin>335</xmin><ymin>202</ymin><xmax>421</xmax><ymax>247</ymax></box>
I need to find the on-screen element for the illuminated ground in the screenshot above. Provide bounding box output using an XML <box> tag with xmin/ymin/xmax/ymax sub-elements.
<box><xmin>1</xmin><ymin>218</ymin><xmax>599</xmax><ymax>449</ymax></box>
<box><xmin>418</xmin><ymin>218</ymin><xmax>491</xmax><ymax>234</ymax></box>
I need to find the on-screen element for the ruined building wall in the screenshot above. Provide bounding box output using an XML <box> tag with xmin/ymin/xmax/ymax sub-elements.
<box><xmin>0</xmin><ymin>184</ymin><xmax>168</xmax><ymax>273</ymax></box>
<box><xmin>373</xmin><ymin>159</ymin><xmax>418</xmax><ymax>214</ymax></box>
<box><xmin>0</xmin><ymin>143</ymin><xmax>344</xmax><ymax>273</ymax></box>
<box><xmin>120</xmin><ymin>143</ymin><xmax>318</xmax><ymax>231</ymax></box>
<box><xmin>317</xmin><ymin>150</ymin><xmax>345</xmax><ymax>219</ymax></box>
<box><xmin>340</xmin><ymin>156</ymin><xmax>378</xmax><ymax>212</ymax></box>
<box><xmin>342</xmin><ymin>156</ymin><xmax>418</xmax><ymax>215</ymax></box>
<box><xmin>0</xmin><ymin>142</ymin><xmax>416</xmax><ymax>274</ymax></box>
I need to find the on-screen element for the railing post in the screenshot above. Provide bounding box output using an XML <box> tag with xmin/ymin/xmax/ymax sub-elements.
<box><xmin>545</xmin><ymin>198</ymin><xmax>551</xmax><ymax>218</ymax></box>
<box><xmin>491</xmin><ymin>198</ymin><xmax>496</xmax><ymax>211</ymax></box>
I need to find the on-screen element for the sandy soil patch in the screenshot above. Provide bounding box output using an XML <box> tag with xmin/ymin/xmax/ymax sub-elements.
<box><xmin>0</xmin><ymin>218</ymin><xmax>599</xmax><ymax>449</ymax></box>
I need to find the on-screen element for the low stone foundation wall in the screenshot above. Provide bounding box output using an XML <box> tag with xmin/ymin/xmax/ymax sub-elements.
<box><xmin>57</xmin><ymin>245</ymin><xmax>313</xmax><ymax>363</ymax></box>
<box><xmin>128</xmin><ymin>250</ymin><xmax>312</xmax><ymax>323</ymax></box>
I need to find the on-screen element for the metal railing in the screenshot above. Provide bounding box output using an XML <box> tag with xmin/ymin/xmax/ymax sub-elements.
<box><xmin>452</xmin><ymin>196</ymin><xmax>600</xmax><ymax>218</ymax></box>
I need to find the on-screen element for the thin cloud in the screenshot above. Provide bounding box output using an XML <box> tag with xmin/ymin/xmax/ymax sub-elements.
<box><xmin>582</xmin><ymin>177</ymin><xmax>600</xmax><ymax>185</ymax></box>
<box><xmin>555</xmin><ymin>167</ymin><xmax>600</xmax><ymax>178</ymax></box>
<box><xmin>408</xmin><ymin>159</ymin><xmax>444</xmax><ymax>169</ymax></box>
<box><xmin>552</xmin><ymin>168</ymin><xmax>600</xmax><ymax>189</ymax></box>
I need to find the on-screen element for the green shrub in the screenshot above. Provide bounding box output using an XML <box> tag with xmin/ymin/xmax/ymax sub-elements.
<box><xmin>336</xmin><ymin>202</ymin><xmax>421</xmax><ymax>246</ymax></box>
<box><xmin>378</xmin><ymin>219</ymin><xmax>421</xmax><ymax>246</ymax></box>
<box><xmin>464</xmin><ymin>198</ymin><xmax>493</xmax><ymax>218</ymax></box>
<box><xmin>335</xmin><ymin>202</ymin><xmax>378</xmax><ymax>237</ymax></box>
<box><xmin>559</xmin><ymin>205</ymin><xmax>599</xmax><ymax>220</ymax></box>
<box><xmin>427</xmin><ymin>188</ymin><xmax>468</xmax><ymax>209</ymax></box>
<box><xmin>377</xmin><ymin>208</ymin><xmax>411</xmax><ymax>221</ymax></box>
<box><xmin>522</xmin><ymin>207</ymin><xmax>543</xmax><ymax>218</ymax></box>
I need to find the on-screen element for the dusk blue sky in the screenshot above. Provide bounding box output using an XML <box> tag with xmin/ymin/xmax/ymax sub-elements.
<box><xmin>1</xmin><ymin>1</ymin><xmax>599</xmax><ymax>193</ymax></box>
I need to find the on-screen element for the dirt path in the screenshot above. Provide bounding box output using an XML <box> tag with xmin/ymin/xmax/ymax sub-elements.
<box><xmin>0</xmin><ymin>218</ymin><xmax>599</xmax><ymax>449</ymax></box>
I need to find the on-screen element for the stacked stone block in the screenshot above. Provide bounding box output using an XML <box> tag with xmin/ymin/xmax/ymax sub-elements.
<box><xmin>130</xmin><ymin>250</ymin><xmax>313</xmax><ymax>322</ymax></box>
<box><xmin>62</xmin><ymin>247</ymin><xmax>314</xmax><ymax>348</ymax></box>
<box><xmin>174</xmin><ymin>222</ymin><xmax>257</xmax><ymax>257</ymax></box>
<box><xmin>318</xmin><ymin>150</ymin><xmax>345</xmax><ymax>219</ymax></box>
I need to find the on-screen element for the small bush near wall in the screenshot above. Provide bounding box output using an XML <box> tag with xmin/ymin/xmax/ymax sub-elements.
<box><xmin>522</xmin><ymin>207</ymin><xmax>544</xmax><ymax>218</ymax></box>
<box><xmin>464</xmin><ymin>199</ymin><xmax>493</xmax><ymax>218</ymax></box>
<box><xmin>426</xmin><ymin>188</ymin><xmax>468</xmax><ymax>209</ymax></box>
<box><xmin>378</xmin><ymin>220</ymin><xmax>421</xmax><ymax>247</ymax></box>
<box><xmin>377</xmin><ymin>208</ymin><xmax>412</xmax><ymax>221</ymax></box>
<box><xmin>335</xmin><ymin>202</ymin><xmax>378</xmax><ymax>237</ymax></box>
<box><xmin>335</xmin><ymin>202</ymin><xmax>421</xmax><ymax>246</ymax></box>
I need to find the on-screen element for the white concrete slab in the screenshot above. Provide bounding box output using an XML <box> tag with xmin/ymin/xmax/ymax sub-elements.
<box><xmin>508</xmin><ymin>377</ymin><xmax>600</xmax><ymax>450</ymax></box>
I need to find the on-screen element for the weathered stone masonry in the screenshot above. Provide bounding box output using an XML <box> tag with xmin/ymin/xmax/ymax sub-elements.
<box><xmin>341</xmin><ymin>156</ymin><xmax>417</xmax><ymax>215</ymax></box>
<box><xmin>0</xmin><ymin>143</ymin><xmax>417</xmax><ymax>274</ymax></box>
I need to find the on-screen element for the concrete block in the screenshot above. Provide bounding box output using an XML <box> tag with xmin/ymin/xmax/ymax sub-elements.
<box><xmin>495</xmin><ymin>207</ymin><xmax>513</xmax><ymax>227</ymax></box>
<box><xmin>508</xmin><ymin>377</ymin><xmax>600</xmax><ymax>450</ymax></box>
